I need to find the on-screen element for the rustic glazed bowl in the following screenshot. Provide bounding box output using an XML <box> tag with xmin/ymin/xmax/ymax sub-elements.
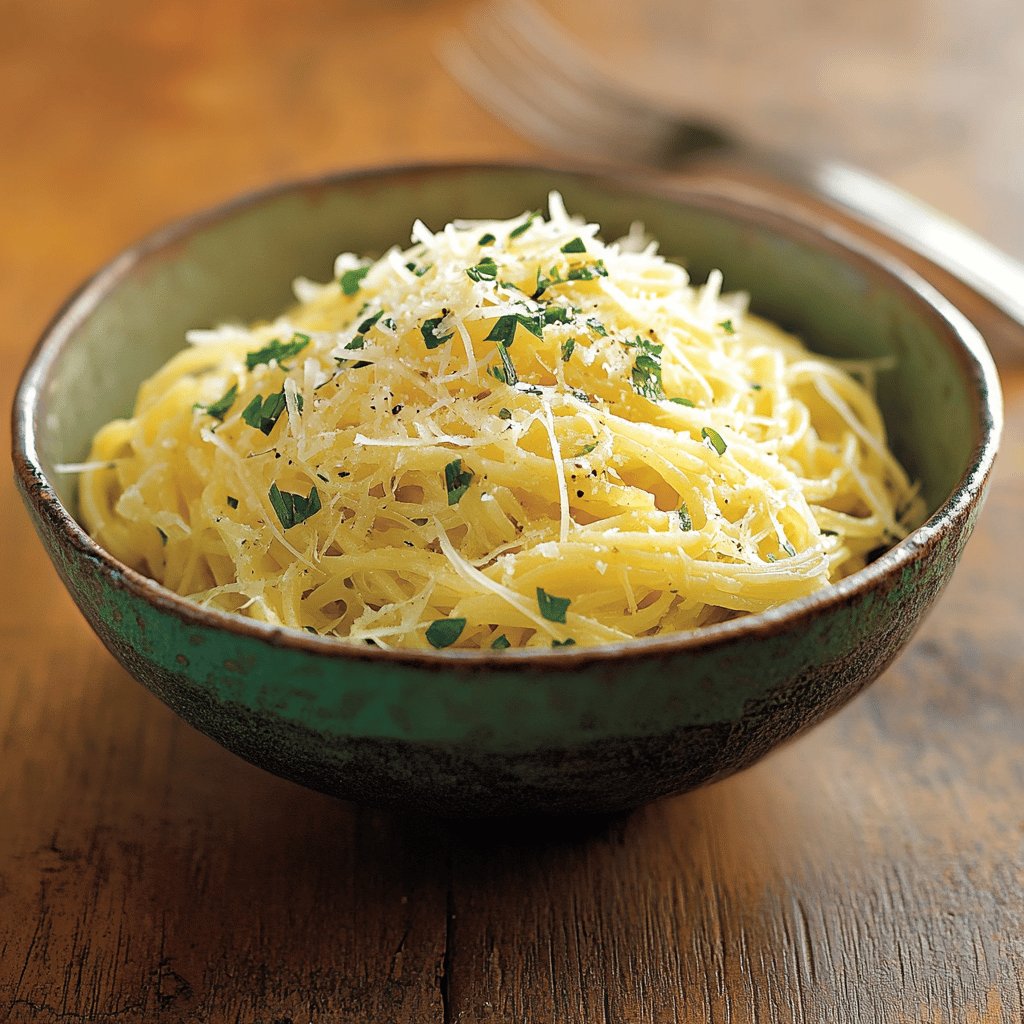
<box><xmin>13</xmin><ymin>163</ymin><xmax>1002</xmax><ymax>816</ymax></box>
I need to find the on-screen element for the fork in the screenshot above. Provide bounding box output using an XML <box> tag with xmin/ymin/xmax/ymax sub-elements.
<box><xmin>441</xmin><ymin>0</ymin><xmax>1024</xmax><ymax>353</ymax></box>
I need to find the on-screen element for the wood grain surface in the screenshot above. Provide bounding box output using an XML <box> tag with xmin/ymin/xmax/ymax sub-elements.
<box><xmin>2</xmin><ymin>1</ymin><xmax>1022</xmax><ymax>1021</ymax></box>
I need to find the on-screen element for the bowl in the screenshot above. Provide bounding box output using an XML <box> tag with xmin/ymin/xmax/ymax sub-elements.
<box><xmin>12</xmin><ymin>162</ymin><xmax>1002</xmax><ymax>816</ymax></box>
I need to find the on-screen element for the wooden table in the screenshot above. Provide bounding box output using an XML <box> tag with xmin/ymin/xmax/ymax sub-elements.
<box><xmin>3</xmin><ymin>2</ymin><xmax>1022</xmax><ymax>1020</ymax></box>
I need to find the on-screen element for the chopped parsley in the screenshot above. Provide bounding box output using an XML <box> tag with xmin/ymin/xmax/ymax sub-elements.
<box><xmin>421</xmin><ymin>316</ymin><xmax>454</xmax><ymax>349</ymax></box>
<box><xmin>195</xmin><ymin>383</ymin><xmax>238</xmax><ymax>421</ymax></box>
<box><xmin>627</xmin><ymin>336</ymin><xmax>664</xmax><ymax>401</ymax></box>
<box><xmin>246</xmin><ymin>334</ymin><xmax>310</xmax><ymax>371</ymax></box>
<box><xmin>701</xmin><ymin>426</ymin><xmax>727</xmax><ymax>455</ymax></box>
<box><xmin>444</xmin><ymin>458</ymin><xmax>474</xmax><ymax>505</ymax></box>
<box><xmin>491</xmin><ymin>634</ymin><xmax>511</xmax><ymax>650</ymax></box>
<box><xmin>560</xmin><ymin>237</ymin><xmax>586</xmax><ymax>253</ymax></box>
<box><xmin>677</xmin><ymin>501</ymin><xmax>692</xmax><ymax>531</ymax></box>
<box><xmin>669</xmin><ymin>396</ymin><xmax>695</xmax><ymax>407</ymax></box>
<box><xmin>586</xmin><ymin>317</ymin><xmax>608</xmax><ymax>337</ymax></box>
<box><xmin>489</xmin><ymin>342</ymin><xmax>518</xmax><ymax>386</ymax></box>
<box><xmin>751</xmin><ymin>383</ymin><xmax>763</xmax><ymax>391</ymax></box>
<box><xmin>226</xmin><ymin>496</ymin><xmax>239</xmax><ymax>510</ymax></box>
<box><xmin>241</xmin><ymin>390</ymin><xmax>288</xmax><ymax>435</ymax></box>
<box><xmin>544</xmin><ymin>306</ymin><xmax>573</xmax><ymax>325</ymax></box>
<box><xmin>484</xmin><ymin>313</ymin><xmax>544</xmax><ymax>346</ymax></box>
<box><xmin>478</xmin><ymin>232</ymin><xmax>496</xmax><ymax>245</ymax></box>
<box><xmin>339</xmin><ymin>265</ymin><xmax>370</xmax><ymax>295</ymax></box>
<box><xmin>498</xmin><ymin>407</ymin><xmax>513</xmax><ymax>420</ymax></box>
<box><xmin>404</xmin><ymin>261</ymin><xmax>430</xmax><ymax>277</ymax></box>
<box><xmin>560</xmin><ymin>337</ymin><xmax>575</xmax><ymax>362</ymax></box>
<box><xmin>718</xmin><ymin>319</ymin><xmax>736</xmax><ymax>334</ymax></box>
<box><xmin>532</xmin><ymin>265</ymin><xmax>562</xmax><ymax>299</ymax></box>
<box><xmin>552</xmin><ymin>638</ymin><xmax>576</xmax><ymax>647</ymax></box>
<box><xmin>344</xmin><ymin>336</ymin><xmax>365</xmax><ymax>351</ymax></box>
<box><xmin>426</xmin><ymin>618</ymin><xmax>466</xmax><ymax>649</ymax></box>
<box><xmin>466</xmin><ymin>256</ymin><xmax>499</xmax><ymax>283</ymax></box>
<box><xmin>509</xmin><ymin>210</ymin><xmax>539</xmax><ymax>238</ymax></box>
<box><xmin>241</xmin><ymin>390</ymin><xmax>285</xmax><ymax>434</ymax></box>
<box><xmin>566</xmin><ymin>260</ymin><xmax>607</xmax><ymax>281</ymax></box>
<box><xmin>357</xmin><ymin>309</ymin><xmax>384</xmax><ymax>333</ymax></box>
<box><xmin>573</xmin><ymin>442</ymin><xmax>597</xmax><ymax>457</ymax></box>
<box><xmin>781</xmin><ymin>540</ymin><xmax>797</xmax><ymax>557</ymax></box>
<box><xmin>268</xmin><ymin>482</ymin><xmax>321</xmax><ymax>530</ymax></box>
<box><xmin>536</xmin><ymin>587</ymin><xmax>571</xmax><ymax>624</ymax></box>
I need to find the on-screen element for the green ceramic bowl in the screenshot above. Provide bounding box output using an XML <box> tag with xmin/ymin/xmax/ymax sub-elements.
<box><xmin>13</xmin><ymin>163</ymin><xmax>1002</xmax><ymax>816</ymax></box>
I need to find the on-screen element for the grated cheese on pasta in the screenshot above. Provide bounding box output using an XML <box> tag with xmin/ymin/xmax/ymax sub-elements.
<box><xmin>77</xmin><ymin>194</ymin><xmax>923</xmax><ymax>650</ymax></box>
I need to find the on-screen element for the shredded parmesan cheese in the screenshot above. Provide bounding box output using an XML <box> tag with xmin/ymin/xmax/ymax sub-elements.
<box><xmin>78</xmin><ymin>195</ymin><xmax>924</xmax><ymax>649</ymax></box>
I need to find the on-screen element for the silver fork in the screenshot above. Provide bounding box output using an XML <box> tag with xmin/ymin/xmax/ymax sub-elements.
<box><xmin>441</xmin><ymin>0</ymin><xmax>1024</xmax><ymax>352</ymax></box>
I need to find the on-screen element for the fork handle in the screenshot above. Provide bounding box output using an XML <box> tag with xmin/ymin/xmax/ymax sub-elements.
<box><xmin>726</xmin><ymin>146</ymin><xmax>1024</xmax><ymax>356</ymax></box>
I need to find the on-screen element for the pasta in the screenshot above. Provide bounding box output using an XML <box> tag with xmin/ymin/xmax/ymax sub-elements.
<box><xmin>77</xmin><ymin>194</ymin><xmax>923</xmax><ymax>650</ymax></box>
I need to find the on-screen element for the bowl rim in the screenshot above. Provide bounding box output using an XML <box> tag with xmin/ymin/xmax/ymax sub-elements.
<box><xmin>12</xmin><ymin>159</ymin><xmax>1004</xmax><ymax>670</ymax></box>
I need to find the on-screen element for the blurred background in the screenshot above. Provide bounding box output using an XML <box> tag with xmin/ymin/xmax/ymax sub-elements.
<box><xmin>4</xmin><ymin>0</ymin><xmax>1022</xmax><ymax>298</ymax></box>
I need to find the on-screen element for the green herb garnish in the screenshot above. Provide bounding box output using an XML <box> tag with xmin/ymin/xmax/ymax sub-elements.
<box><xmin>226</xmin><ymin>496</ymin><xmax>239</xmax><ymax>510</ymax></box>
<box><xmin>781</xmin><ymin>540</ymin><xmax>797</xmax><ymax>557</ymax></box>
<box><xmin>444</xmin><ymin>459</ymin><xmax>474</xmax><ymax>506</ymax></box>
<box><xmin>566</xmin><ymin>260</ymin><xmax>607</xmax><ymax>281</ymax></box>
<box><xmin>491</xmin><ymin>634</ymin><xmax>511</xmax><ymax>650</ymax></box>
<box><xmin>509</xmin><ymin>210</ymin><xmax>539</xmax><ymax>238</ymax></box>
<box><xmin>677</xmin><ymin>501</ymin><xmax>692</xmax><ymax>531</ymax></box>
<box><xmin>426</xmin><ymin>618</ymin><xmax>466</xmax><ymax>649</ymax></box>
<box><xmin>484</xmin><ymin>313</ymin><xmax>543</xmax><ymax>346</ymax></box>
<box><xmin>241</xmin><ymin>390</ymin><xmax>288</xmax><ymax>435</ymax></box>
<box><xmin>718</xmin><ymin>319</ymin><xmax>735</xmax><ymax>334</ymax></box>
<box><xmin>491</xmin><ymin>342</ymin><xmax>518</xmax><ymax>386</ymax></box>
<box><xmin>466</xmin><ymin>256</ymin><xmax>499</xmax><ymax>283</ymax></box>
<box><xmin>560</xmin><ymin>237</ymin><xmax>586</xmax><ymax>253</ymax></box>
<box><xmin>669</xmin><ymin>397</ymin><xmax>695</xmax><ymax>407</ymax></box>
<box><xmin>552</xmin><ymin>638</ymin><xmax>576</xmax><ymax>647</ymax></box>
<box><xmin>573</xmin><ymin>442</ymin><xmax>597</xmax><ymax>457</ymax></box>
<box><xmin>498</xmin><ymin>407</ymin><xmax>512</xmax><ymax>420</ymax></box>
<box><xmin>478</xmin><ymin>232</ymin><xmax>496</xmax><ymax>245</ymax></box>
<box><xmin>532</xmin><ymin>265</ymin><xmax>563</xmax><ymax>299</ymax></box>
<box><xmin>421</xmin><ymin>316</ymin><xmax>454</xmax><ymax>349</ymax></box>
<box><xmin>627</xmin><ymin>336</ymin><xmax>664</xmax><ymax>401</ymax></box>
<box><xmin>268</xmin><ymin>482</ymin><xmax>321</xmax><ymax>530</ymax></box>
<box><xmin>339</xmin><ymin>265</ymin><xmax>370</xmax><ymax>295</ymax></box>
<box><xmin>701</xmin><ymin>426</ymin><xmax>727</xmax><ymax>455</ymax></box>
<box><xmin>544</xmin><ymin>306</ymin><xmax>573</xmax><ymax>325</ymax></box>
<box><xmin>560</xmin><ymin>337</ymin><xmax>575</xmax><ymax>362</ymax></box>
<box><xmin>246</xmin><ymin>334</ymin><xmax>310</xmax><ymax>371</ymax></box>
<box><xmin>195</xmin><ymin>383</ymin><xmax>238</xmax><ymax>421</ymax></box>
<box><xmin>586</xmin><ymin>317</ymin><xmax>608</xmax><ymax>337</ymax></box>
<box><xmin>357</xmin><ymin>309</ymin><xmax>384</xmax><ymax>333</ymax></box>
<box><xmin>536</xmin><ymin>587</ymin><xmax>571</xmax><ymax>624</ymax></box>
